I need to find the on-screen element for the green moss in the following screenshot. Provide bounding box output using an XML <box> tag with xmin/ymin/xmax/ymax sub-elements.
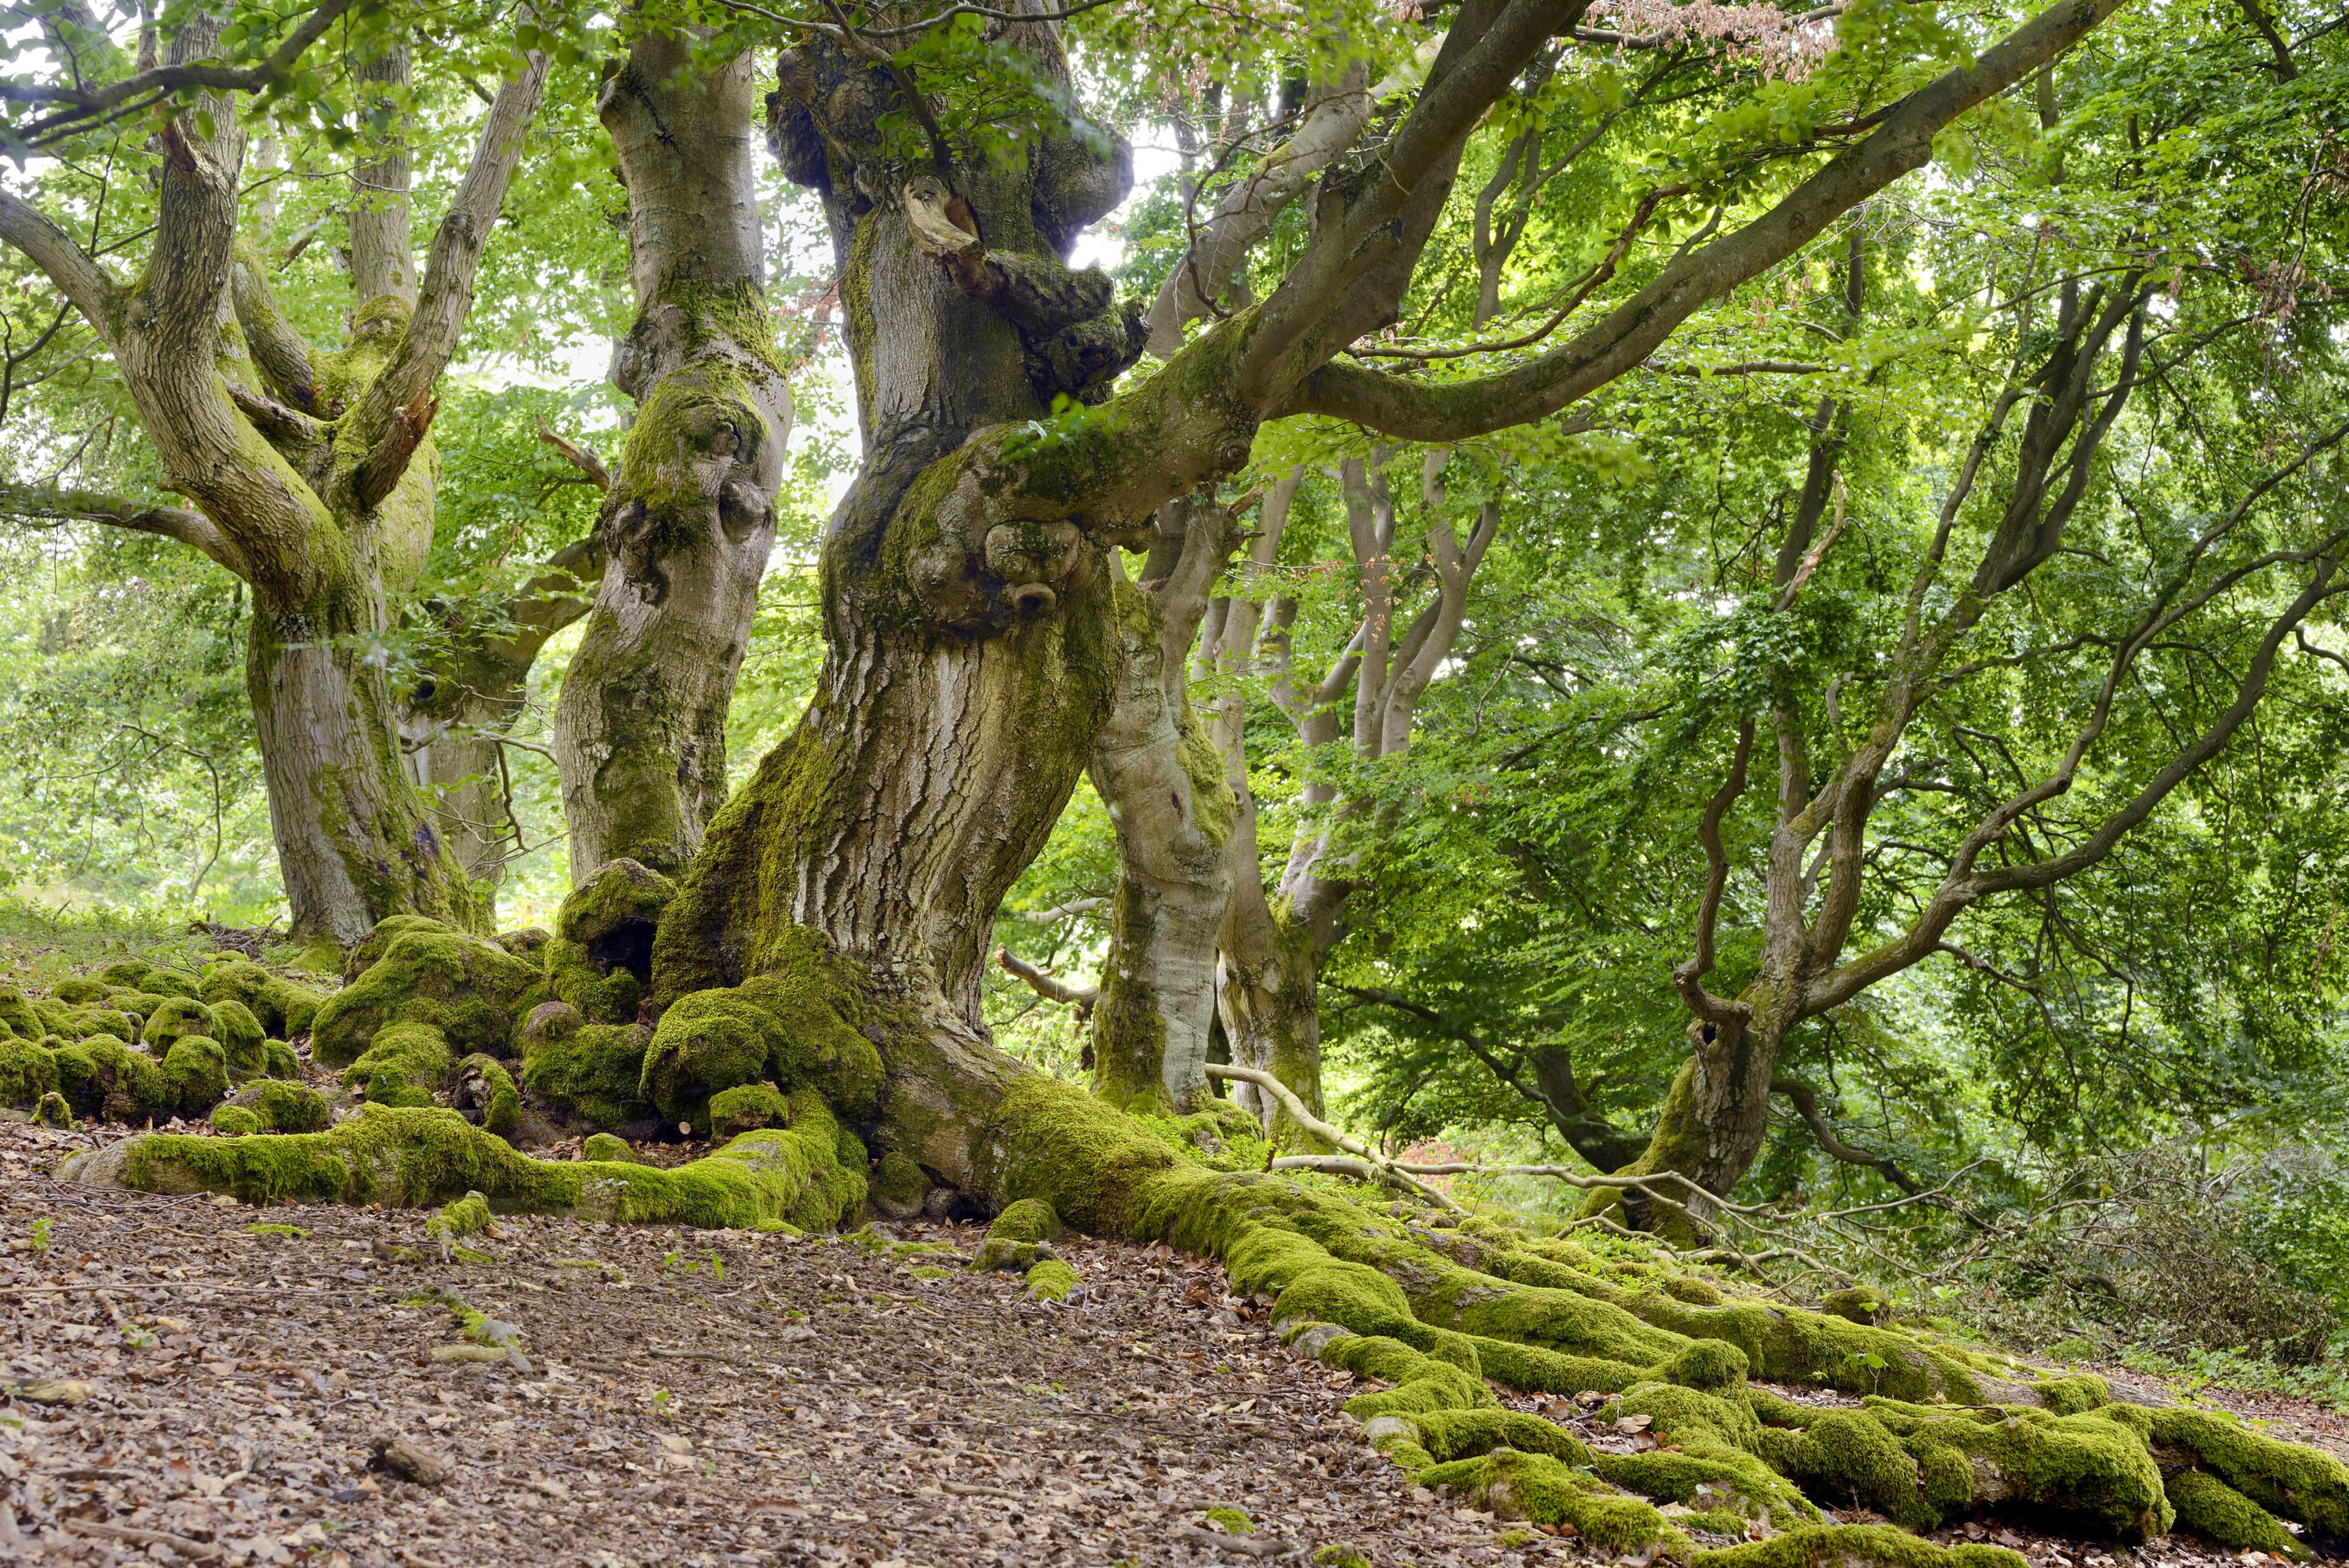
<box><xmin>247</xmin><ymin>1079</ymin><xmax>330</xmax><ymax>1134</ymax></box>
<box><xmin>871</xmin><ymin>1148</ymin><xmax>928</xmax><ymax>1212</ymax></box>
<box><xmin>143</xmin><ymin>996</ymin><xmax>216</xmax><ymax>1056</ymax></box>
<box><xmin>2165</xmin><ymin>1468</ymin><xmax>2312</xmax><ymax>1560</ymax></box>
<box><xmin>973</xmin><ymin>1073</ymin><xmax>1178</xmax><ymax>1236</ymax></box>
<box><xmin>1778</xmin><ymin>1410</ymin><xmax>1932</xmax><ymax>1529</ymax></box>
<box><xmin>2130</xmin><ymin>1406</ymin><xmax>2349</xmax><ymax>1534</ymax></box>
<box><xmin>1202</xmin><ymin>1506</ymin><xmax>1252</xmax><ymax>1536</ymax></box>
<box><xmin>989</xmin><ymin>1197</ymin><xmax>1063</xmax><ymax>1244</ymax></box>
<box><xmin>52</xmin><ymin>977</ymin><xmax>108</xmax><ymax>1006</ymax></box>
<box><xmin>344</xmin><ymin>1022</ymin><xmax>454</xmax><ymax>1107</ymax></box>
<box><xmin>452</xmin><ymin>1054</ymin><xmax>518</xmax><ymax>1134</ymax></box>
<box><xmin>207</xmin><ymin>998</ymin><xmax>267</xmax><ymax>1081</ymax></box>
<box><xmin>1694</xmin><ymin>1525</ymin><xmax>2026</xmax><ymax>1568</ymax></box>
<box><xmin>1408</xmin><ymin>1409</ymin><xmax>1598</xmax><ymax>1466</ymax></box>
<box><xmin>57</xmin><ymin>1034</ymin><xmax>166</xmax><ymax>1121</ymax></box>
<box><xmin>81</xmin><ymin>1094</ymin><xmax>864</xmax><ymax>1229</ymax></box>
<box><xmin>1419</xmin><ymin>1448</ymin><xmax>1686</xmax><ymax>1553</ymax></box>
<box><xmin>142</xmin><ymin>969</ymin><xmax>201</xmax><ymax>1000</ymax></box>
<box><xmin>263</xmin><ymin>1039</ymin><xmax>301</xmax><ymax>1079</ymax></box>
<box><xmin>211</xmin><ymin>1105</ymin><xmax>262</xmax><ymax>1136</ymax></box>
<box><xmin>640</xmin><ymin>991</ymin><xmax>774</xmax><ymax>1133</ymax></box>
<box><xmin>2032</xmin><ymin>1373</ymin><xmax>2111</xmax><ymax>1416</ymax></box>
<box><xmin>95</xmin><ymin>961</ymin><xmax>154</xmax><ymax>990</ymax></box>
<box><xmin>312</xmin><ymin>926</ymin><xmax>537</xmax><ymax>1066</ymax></box>
<box><xmin>246</xmin><ymin>1222</ymin><xmax>307</xmax><ymax>1238</ymax></box>
<box><xmin>1821</xmin><ymin>1286</ymin><xmax>1888</xmax><ymax>1325</ymax></box>
<box><xmin>581</xmin><ymin>1132</ymin><xmax>637</xmax><ymax>1163</ymax></box>
<box><xmin>1862</xmin><ymin>1401</ymin><xmax>2169</xmax><ymax>1538</ymax></box>
<box><xmin>523</xmin><ymin>1023</ymin><xmax>653</xmax><ymax>1128</ymax></box>
<box><xmin>199</xmin><ymin>960</ymin><xmax>326</xmax><ymax>1039</ymax></box>
<box><xmin>32</xmin><ymin>1090</ymin><xmax>72</xmax><ymax>1129</ymax></box>
<box><xmin>161</xmin><ymin>1036</ymin><xmax>229</xmax><ymax>1114</ymax></box>
<box><xmin>547</xmin><ymin>937</ymin><xmax>640</xmax><ymax>1026</ymax></box>
<box><xmin>1025</xmin><ymin>1256</ymin><xmax>1080</xmax><ymax>1300</ymax></box>
<box><xmin>426</xmin><ymin>1189</ymin><xmax>493</xmax><ymax>1240</ymax></box>
<box><xmin>0</xmin><ymin>1035</ymin><xmax>59</xmax><ymax>1106</ymax></box>
<box><xmin>0</xmin><ymin>986</ymin><xmax>39</xmax><ymax>1039</ymax></box>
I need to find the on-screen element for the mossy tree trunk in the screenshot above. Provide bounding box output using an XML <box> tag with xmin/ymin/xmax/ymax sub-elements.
<box><xmin>551</xmin><ymin>38</ymin><xmax>794</xmax><ymax>885</ymax></box>
<box><xmin>1083</xmin><ymin>495</ymin><xmax>1244</xmax><ymax>1113</ymax></box>
<box><xmin>0</xmin><ymin>21</ymin><xmax>550</xmax><ymax>950</ymax></box>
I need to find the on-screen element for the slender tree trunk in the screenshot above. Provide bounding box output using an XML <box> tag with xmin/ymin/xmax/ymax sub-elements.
<box><xmin>1085</xmin><ymin>498</ymin><xmax>1239</xmax><ymax>1112</ymax></box>
<box><xmin>551</xmin><ymin>38</ymin><xmax>789</xmax><ymax>884</ymax></box>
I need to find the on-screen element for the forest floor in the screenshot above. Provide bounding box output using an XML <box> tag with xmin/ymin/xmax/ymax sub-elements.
<box><xmin>6</xmin><ymin>1095</ymin><xmax>2349</xmax><ymax>1565</ymax></box>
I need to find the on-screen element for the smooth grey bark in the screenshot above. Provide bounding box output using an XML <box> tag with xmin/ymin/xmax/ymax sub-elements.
<box><xmin>1084</xmin><ymin>495</ymin><xmax>1243</xmax><ymax>1113</ymax></box>
<box><xmin>550</xmin><ymin>37</ymin><xmax>791</xmax><ymax>884</ymax></box>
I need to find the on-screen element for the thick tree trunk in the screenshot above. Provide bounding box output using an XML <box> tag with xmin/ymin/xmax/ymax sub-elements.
<box><xmin>250</xmin><ymin>592</ymin><xmax>475</xmax><ymax>951</ymax></box>
<box><xmin>551</xmin><ymin>39</ymin><xmax>789</xmax><ymax>884</ymax></box>
<box><xmin>1085</xmin><ymin>501</ymin><xmax>1239</xmax><ymax>1112</ymax></box>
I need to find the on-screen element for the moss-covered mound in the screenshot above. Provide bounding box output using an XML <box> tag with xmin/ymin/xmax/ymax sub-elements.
<box><xmin>312</xmin><ymin>922</ymin><xmax>539</xmax><ymax>1067</ymax></box>
<box><xmin>544</xmin><ymin>858</ymin><xmax>677</xmax><ymax>1025</ymax></box>
<box><xmin>199</xmin><ymin>960</ymin><xmax>328</xmax><ymax>1039</ymax></box>
<box><xmin>520</xmin><ymin>1021</ymin><xmax>653</xmax><ymax>1129</ymax></box>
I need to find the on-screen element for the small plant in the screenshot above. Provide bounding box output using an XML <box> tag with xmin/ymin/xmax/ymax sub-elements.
<box><xmin>651</xmin><ymin>1388</ymin><xmax>676</xmax><ymax>1420</ymax></box>
<box><xmin>28</xmin><ymin>1218</ymin><xmax>50</xmax><ymax>1252</ymax></box>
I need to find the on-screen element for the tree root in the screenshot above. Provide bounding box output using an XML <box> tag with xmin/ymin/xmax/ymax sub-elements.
<box><xmin>63</xmin><ymin>1058</ymin><xmax>2349</xmax><ymax>1564</ymax></box>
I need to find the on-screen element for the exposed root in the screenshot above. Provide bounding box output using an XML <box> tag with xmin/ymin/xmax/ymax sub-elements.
<box><xmin>61</xmin><ymin>1025</ymin><xmax>2349</xmax><ymax>1566</ymax></box>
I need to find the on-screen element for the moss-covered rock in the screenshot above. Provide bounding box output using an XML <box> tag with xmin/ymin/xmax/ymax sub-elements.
<box><xmin>142</xmin><ymin>969</ymin><xmax>201</xmax><ymax>1000</ymax></box>
<box><xmin>0</xmin><ymin>1034</ymin><xmax>59</xmax><ymax>1106</ymax></box>
<box><xmin>199</xmin><ymin>960</ymin><xmax>328</xmax><ymax>1039</ymax></box>
<box><xmin>711</xmin><ymin>1083</ymin><xmax>790</xmax><ymax>1140</ymax></box>
<box><xmin>870</xmin><ymin>1149</ymin><xmax>929</xmax><ymax>1218</ymax></box>
<box><xmin>451</xmin><ymin>1054</ymin><xmax>518</xmax><ymax>1135</ymax></box>
<box><xmin>558</xmin><ymin>857</ymin><xmax>675</xmax><ymax>973</ymax></box>
<box><xmin>56</xmin><ymin>1035</ymin><xmax>167</xmax><ymax>1121</ymax></box>
<box><xmin>229</xmin><ymin>1078</ymin><xmax>332</xmax><ymax>1134</ymax></box>
<box><xmin>106</xmin><ymin>991</ymin><xmax>172</xmax><ymax>1024</ymax></box>
<box><xmin>312</xmin><ymin>926</ymin><xmax>537</xmax><ymax>1067</ymax></box>
<box><xmin>1821</xmin><ymin>1286</ymin><xmax>1891</xmax><ymax>1326</ymax></box>
<box><xmin>161</xmin><ymin>1036</ymin><xmax>229</xmax><ymax>1115</ymax></box>
<box><xmin>143</xmin><ymin>996</ymin><xmax>216</xmax><ymax>1056</ymax></box>
<box><xmin>212</xmin><ymin>1105</ymin><xmax>262</xmax><ymax>1136</ymax></box>
<box><xmin>495</xmin><ymin>928</ymin><xmax>551</xmax><ymax>965</ymax></box>
<box><xmin>0</xmin><ymin>985</ymin><xmax>40</xmax><ymax>1040</ymax></box>
<box><xmin>52</xmin><ymin>977</ymin><xmax>109</xmax><ymax>1006</ymax></box>
<box><xmin>95</xmin><ymin>961</ymin><xmax>154</xmax><ymax>990</ymax></box>
<box><xmin>546</xmin><ymin>936</ymin><xmax>640</xmax><ymax>1025</ymax></box>
<box><xmin>522</xmin><ymin>1022</ymin><xmax>653</xmax><ymax>1128</ymax></box>
<box><xmin>639</xmin><ymin>990</ymin><xmax>773</xmax><ymax>1132</ymax></box>
<box><xmin>207</xmin><ymin>998</ymin><xmax>267</xmax><ymax>1081</ymax></box>
<box><xmin>1024</xmin><ymin>1255</ymin><xmax>1080</xmax><ymax>1300</ymax></box>
<box><xmin>32</xmin><ymin>1090</ymin><xmax>72</xmax><ymax>1129</ymax></box>
<box><xmin>519</xmin><ymin>999</ymin><xmax>585</xmax><ymax>1056</ymax></box>
<box><xmin>581</xmin><ymin>1131</ymin><xmax>638</xmax><ymax>1163</ymax></box>
<box><xmin>263</xmin><ymin>1039</ymin><xmax>301</xmax><ymax>1079</ymax></box>
<box><xmin>345</xmin><ymin>1022</ymin><xmax>455</xmax><ymax>1107</ymax></box>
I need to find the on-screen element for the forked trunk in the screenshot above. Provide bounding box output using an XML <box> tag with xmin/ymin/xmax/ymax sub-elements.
<box><xmin>551</xmin><ymin>39</ymin><xmax>790</xmax><ymax>883</ymax></box>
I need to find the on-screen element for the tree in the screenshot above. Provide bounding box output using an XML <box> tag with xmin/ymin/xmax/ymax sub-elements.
<box><xmin>0</xmin><ymin>6</ymin><xmax>551</xmax><ymax>947</ymax></box>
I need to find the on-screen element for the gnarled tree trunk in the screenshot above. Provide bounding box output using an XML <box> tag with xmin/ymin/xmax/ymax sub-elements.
<box><xmin>551</xmin><ymin>38</ymin><xmax>793</xmax><ymax>884</ymax></box>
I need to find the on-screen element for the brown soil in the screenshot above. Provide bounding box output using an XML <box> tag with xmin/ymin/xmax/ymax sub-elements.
<box><xmin>6</xmin><ymin>1114</ymin><xmax>2343</xmax><ymax>1567</ymax></box>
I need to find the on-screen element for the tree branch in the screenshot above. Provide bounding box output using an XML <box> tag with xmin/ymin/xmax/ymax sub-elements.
<box><xmin>1771</xmin><ymin>1077</ymin><xmax>1920</xmax><ymax>1192</ymax></box>
<box><xmin>0</xmin><ymin>481</ymin><xmax>246</xmax><ymax>576</ymax></box>
<box><xmin>1277</xmin><ymin>0</ymin><xmax>2131</xmax><ymax>439</ymax></box>
<box><xmin>351</xmin><ymin>49</ymin><xmax>550</xmax><ymax>495</ymax></box>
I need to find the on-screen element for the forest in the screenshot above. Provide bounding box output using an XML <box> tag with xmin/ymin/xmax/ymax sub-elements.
<box><xmin>2</xmin><ymin>0</ymin><xmax>2348</xmax><ymax>1561</ymax></box>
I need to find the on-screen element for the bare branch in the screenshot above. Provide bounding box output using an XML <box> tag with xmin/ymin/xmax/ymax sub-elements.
<box><xmin>995</xmin><ymin>946</ymin><xmax>1097</xmax><ymax>1020</ymax></box>
<box><xmin>0</xmin><ymin>481</ymin><xmax>245</xmax><ymax>576</ymax></box>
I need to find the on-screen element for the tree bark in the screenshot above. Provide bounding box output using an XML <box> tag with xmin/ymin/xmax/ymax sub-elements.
<box><xmin>551</xmin><ymin>37</ymin><xmax>791</xmax><ymax>884</ymax></box>
<box><xmin>1085</xmin><ymin>497</ymin><xmax>1241</xmax><ymax>1112</ymax></box>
